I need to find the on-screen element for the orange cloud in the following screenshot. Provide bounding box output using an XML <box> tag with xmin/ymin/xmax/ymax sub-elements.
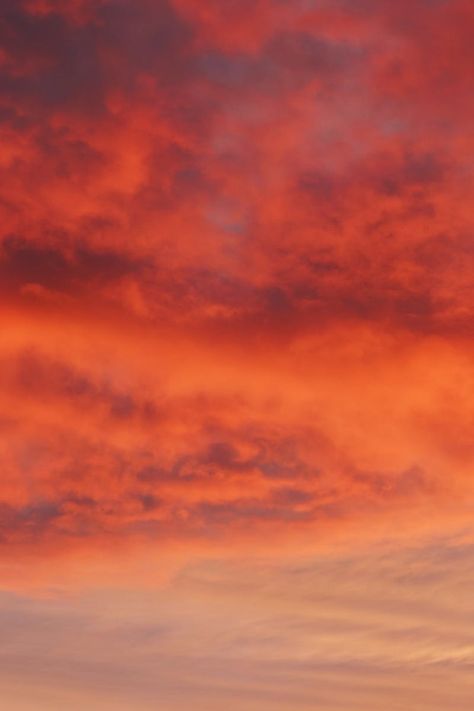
<box><xmin>1</xmin><ymin>8</ymin><xmax>474</xmax><ymax>711</ymax></box>
<box><xmin>0</xmin><ymin>0</ymin><xmax>472</xmax><ymax>583</ymax></box>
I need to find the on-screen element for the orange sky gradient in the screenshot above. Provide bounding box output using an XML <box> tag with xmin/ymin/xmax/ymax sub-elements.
<box><xmin>0</xmin><ymin>0</ymin><xmax>473</xmax><ymax>708</ymax></box>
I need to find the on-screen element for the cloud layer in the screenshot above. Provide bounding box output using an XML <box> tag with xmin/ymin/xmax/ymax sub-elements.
<box><xmin>1</xmin><ymin>3</ymin><xmax>473</xmax><ymax>709</ymax></box>
<box><xmin>0</xmin><ymin>0</ymin><xmax>473</xmax><ymax>570</ymax></box>
<box><xmin>1</xmin><ymin>541</ymin><xmax>474</xmax><ymax>710</ymax></box>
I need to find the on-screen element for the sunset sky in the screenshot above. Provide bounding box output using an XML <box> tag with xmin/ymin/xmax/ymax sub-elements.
<box><xmin>0</xmin><ymin>0</ymin><xmax>473</xmax><ymax>709</ymax></box>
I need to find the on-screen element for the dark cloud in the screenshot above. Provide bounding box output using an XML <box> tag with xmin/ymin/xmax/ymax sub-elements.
<box><xmin>0</xmin><ymin>501</ymin><xmax>61</xmax><ymax>543</ymax></box>
<box><xmin>0</xmin><ymin>0</ymin><xmax>195</xmax><ymax>112</ymax></box>
<box><xmin>0</xmin><ymin>236</ymin><xmax>145</xmax><ymax>295</ymax></box>
<box><xmin>4</xmin><ymin>350</ymin><xmax>159</xmax><ymax>425</ymax></box>
<box><xmin>199</xmin><ymin>31</ymin><xmax>361</xmax><ymax>97</ymax></box>
<box><xmin>0</xmin><ymin>3</ymin><xmax>105</xmax><ymax>112</ymax></box>
<box><xmin>194</xmin><ymin>498</ymin><xmax>314</xmax><ymax>526</ymax></box>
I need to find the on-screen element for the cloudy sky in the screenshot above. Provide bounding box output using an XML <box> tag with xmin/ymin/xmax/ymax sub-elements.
<box><xmin>0</xmin><ymin>0</ymin><xmax>473</xmax><ymax>708</ymax></box>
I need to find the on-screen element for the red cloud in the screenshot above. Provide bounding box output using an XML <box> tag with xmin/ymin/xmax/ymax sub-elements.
<box><xmin>0</xmin><ymin>0</ymin><xmax>472</xmax><ymax>579</ymax></box>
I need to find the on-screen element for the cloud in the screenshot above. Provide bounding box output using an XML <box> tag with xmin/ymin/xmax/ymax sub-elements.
<box><xmin>0</xmin><ymin>312</ymin><xmax>471</xmax><ymax>574</ymax></box>
<box><xmin>0</xmin><ymin>0</ymin><xmax>472</xmax><ymax>581</ymax></box>
<box><xmin>0</xmin><ymin>540</ymin><xmax>474</xmax><ymax>709</ymax></box>
<box><xmin>0</xmin><ymin>8</ymin><xmax>473</xmax><ymax>710</ymax></box>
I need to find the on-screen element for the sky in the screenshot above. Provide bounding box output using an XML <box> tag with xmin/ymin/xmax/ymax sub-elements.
<box><xmin>0</xmin><ymin>0</ymin><xmax>473</xmax><ymax>708</ymax></box>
